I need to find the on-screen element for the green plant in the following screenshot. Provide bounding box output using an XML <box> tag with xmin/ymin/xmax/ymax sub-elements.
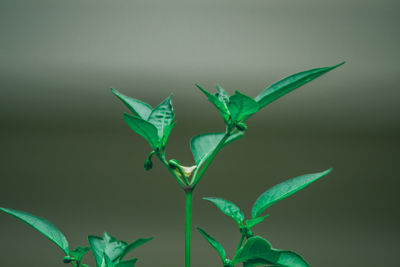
<box><xmin>0</xmin><ymin>62</ymin><xmax>344</xmax><ymax>266</ymax></box>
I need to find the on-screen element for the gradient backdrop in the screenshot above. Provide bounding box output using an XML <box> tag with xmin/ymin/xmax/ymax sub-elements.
<box><xmin>1</xmin><ymin>0</ymin><xmax>399</xmax><ymax>266</ymax></box>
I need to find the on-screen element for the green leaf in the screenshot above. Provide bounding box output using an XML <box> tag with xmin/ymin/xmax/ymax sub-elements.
<box><xmin>103</xmin><ymin>233</ymin><xmax>128</xmax><ymax>262</ymax></box>
<box><xmin>160</xmin><ymin>121</ymin><xmax>176</xmax><ymax>149</ymax></box>
<box><xmin>120</xmin><ymin>237</ymin><xmax>153</xmax><ymax>260</ymax></box>
<box><xmin>115</xmin><ymin>259</ymin><xmax>138</xmax><ymax>267</ymax></box>
<box><xmin>148</xmin><ymin>95</ymin><xmax>175</xmax><ymax>138</ymax></box>
<box><xmin>196</xmin><ymin>84</ymin><xmax>230</xmax><ymax>123</ymax></box>
<box><xmin>101</xmin><ymin>253</ymin><xmax>114</xmax><ymax>267</ymax></box>
<box><xmin>252</xmin><ymin>169</ymin><xmax>332</xmax><ymax>218</ymax></box>
<box><xmin>233</xmin><ymin>236</ymin><xmax>278</xmax><ymax>264</ymax></box>
<box><xmin>203</xmin><ymin>197</ymin><xmax>244</xmax><ymax>226</ymax></box>
<box><xmin>123</xmin><ymin>113</ymin><xmax>160</xmax><ymax>149</ymax></box>
<box><xmin>254</xmin><ymin>62</ymin><xmax>345</xmax><ymax>110</ymax></box>
<box><xmin>70</xmin><ymin>246</ymin><xmax>90</xmax><ymax>262</ymax></box>
<box><xmin>274</xmin><ymin>250</ymin><xmax>310</xmax><ymax>267</ymax></box>
<box><xmin>215</xmin><ymin>85</ymin><xmax>230</xmax><ymax>104</ymax></box>
<box><xmin>245</xmin><ymin>215</ymin><xmax>269</xmax><ymax>229</ymax></box>
<box><xmin>196</xmin><ymin>227</ymin><xmax>226</xmax><ymax>264</ymax></box>
<box><xmin>111</xmin><ymin>88</ymin><xmax>152</xmax><ymax>120</ymax></box>
<box><xmin>190</xmin><ymin>132</ymin><xmax>244</xmax><ymax>166</ymax></box>
<box><xmin>0</xmin><ymin>207</ymin><xmax>69</xmax><ymax>255</ymax></box>
<box><xmin>88</xmin><ymin>236</ymin><xmax>105</xmax><ymax>267</ymax></box>
<box><xmin>88</xmin><ymin>233</ymin><xmax>128</xmax><ymax>267</ymax></box>
<box><xmin>228</xmin><ymin>91</ymin><xmax>259</xmax><ymax>122</ymax></box>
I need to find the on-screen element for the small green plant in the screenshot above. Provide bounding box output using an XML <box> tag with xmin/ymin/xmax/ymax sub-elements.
<box><xmin>0</xmin><ymin>62</ymin><xmax>344</xmax><ymax>266</ymax></box>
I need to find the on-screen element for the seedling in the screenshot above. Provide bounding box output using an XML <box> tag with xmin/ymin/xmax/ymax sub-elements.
<box><xmin>0</xmin><ymin>62</ymin><xmax>344</xmax><ymax>266</ymax></box>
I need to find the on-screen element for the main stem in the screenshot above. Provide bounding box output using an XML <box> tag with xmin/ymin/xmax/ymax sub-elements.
<box><xmin>185</xmin><ymin>189</ymin><xmax>193</xmax><ymax>267</ymax></box>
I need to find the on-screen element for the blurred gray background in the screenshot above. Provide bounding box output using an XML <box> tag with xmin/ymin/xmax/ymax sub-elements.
<box><xmin>0</xmin><ymin>0</ymin><xmax>399</xmax><ymax>266</ymax></box>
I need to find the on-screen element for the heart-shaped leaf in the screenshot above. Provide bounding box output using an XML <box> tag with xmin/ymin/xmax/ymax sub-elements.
<box><xmin>120</xmin><ymin>237</ymin><xmax>153</xmax><ymax>260</ymax></box>
<box><xmin>252</xmin><ymin>169</ymin><xmax>332</xmax><ymax>218</ymax></box>
<box><xmin>255</xmin><ymin>62</ymin><xmax>345</xmax><ymax>110</ymax></box>
<box><xmin>0</xmin><ymin>207</ymin><xmax>69</xmax><ymax>255</ymax></box>
<box><xmin>196</xmin><ymin>84</ymin><xmax>230</xmax><ymax>124</ymax></box>
<box><xmin>190</xmin><ymin>132</ymin><xmax>244</xmax><ymax>167</ymax></box>
<box><xmin>111</xmin><ymin>88</ymin><xmax>152</xmax><ymax>120</ymax></box>
<box><xmin>123</xmin><ymin>113</ymin><xmax>160</xmax><ymax>149</ymax></box>
<box><xmin>203</xmin><ymin>197</ymin><xmax>244</xmax><ymax>226</ymax></box>
<box><xmin>228</xmin><ymin>91</ymin><xmax>259</xmax><ymax>122</ymax></box>
<box><xmin>196</xmin><ymin>227</ymin><xmax>227</xmax><ymax>264</ymax></box>
<box><xmin>233</xmin><ymin>236</ymin><xmax>278</xmax><ymax>264</ymax></box>
<box><xmin>148</xmin><ymin>95</ymin><xmax>175</xmax><ymax>138</ymax></box>
<box><xmin>115</xmin><ymin>258</ymin><xmax>138</xmax><ymax>267</ymax></box>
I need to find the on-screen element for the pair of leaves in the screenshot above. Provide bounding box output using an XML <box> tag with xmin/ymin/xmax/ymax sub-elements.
<box><xmin>234</xmin><ymin>236</ymin><xmax>309</xmax><ymax>267</ymax></box>
<box><xmin>196</xmin><ymin>84</ymin><xmax>259</xmax><ymax>125</ymax></box>
<box><xmin>204</xmin><ymin>169</ymin><xmax>331</xmax><ymax>228</ymax></box>
<box><xmin>111</xmin><ymin>88</ymin><xmax>175</xmax><ymax>151</ymax></box>
<box><xmin>197</xmin><ymin>62</ymin><xmax>344</xmax><ymax>124</ymax></box>
<box><xmin>0</xmin><ymin>207</ymin><xmax>90</xmax><ymax>265</ymax></box>
<box><xmin>199</xmin><ymin>169</ymin><xmax>331</xmax><ymax>264</ymax></box>
<box><xmin>88</xmin><ymin>232</ymin><xmax>153</xmax><ymax>267</ymax></box>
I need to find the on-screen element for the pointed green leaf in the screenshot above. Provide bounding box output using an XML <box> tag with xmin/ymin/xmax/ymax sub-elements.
<box><xmin>228</xmin><ymin>91</ymin><xmax>259</xmax><ymax>122</ymax></box>
<box><xmin>123</xmin><ymin>113</ymin><xmax>160</xmax><ymax>149</ymax></box>
<box><xmin>115</xmin><ymin>259</ymin><xmax>138</xmax><ymax>267</ymax></box>
<box><xmin>196</xmin><ymin>84</ymin><xmax>230</xmax><ymax>123</ymax></box>
<box><xmin>233</xmin><ymin>236</ymin><xmax>278</xmax><ymax>264</ymax></box>
<box><xmin>245</xmin><ymin>215</ymin><xmax>269</xmax><ymax>229</ymax></box>
<box><xmin>70</xmin><ymin>246</ymin><xmax>90</xmax><ymax>262</ymax></box>
<box><xmin>88</xmin><ymin>236</ymin><xmax>106</xmax><ymax>267</ymax></box>
<box><xmin>120</xmin><ymin>237</ymin><xmax>153</xmax><ymax>260</ymax></box>
<box><xmin>190</xmin><ymin>132</ymin><xmax>244</xmax><ymax>166</ymax></box>
<box><xmin>196</xmin><ymin>227</ymin><xmax>226</xmax><ymax>263</ymax></box>
<box><xmin>89</xmin><ymin>233</ymin><xmax>128</xmax><ymax>267</ymax></box>
<box><xmin>203</xmin><ymin>197</ymin><xmax>244</xmax><ymax>226</ymax></box>
<box><xmin>111</xmin><ymin>88</ymin><xmax>152</xmax><ymax>120</ymax></box>
<box><xmin>255</xmin><ymin>62</ymin><xmax>345</xmax><ymax>110</ymax></box>
<box><xmin>274</xmin><ymin>250</ymin><xmax>310</xmax><ymax>267</ymax></box>
<box><xmin>160</xmin><ymin>121</ymin><xmax>176</xmax><ymax>148</ymax></box>
<box><xmin>148</xmin><ymin>95</ymin><xmax>175</xmax><ymax>138</ymax></box>
<box><xmin>252</xmin><ymin>169</ymin><xmax>332</xmax><ymax>218</ymax></box>
<box><xmin>0</xmin><ymin>207</ymin><xmax>69</xmax><ymax>255</ymax></box>
<box><xmin>103</xmin><ymin>233</ymin><xmax>128</xmax><ymax>262</ymax></box>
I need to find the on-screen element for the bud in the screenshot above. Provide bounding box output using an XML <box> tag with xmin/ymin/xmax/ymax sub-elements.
<box><xmin>63</xmin><ymin>256</ymin><xmax>74</xmax><ymax>264</ymax></box>
<box><xmin>144</xmin><ymin>151</ymin><xmax>155</xmax><ymax>171</ymax></box>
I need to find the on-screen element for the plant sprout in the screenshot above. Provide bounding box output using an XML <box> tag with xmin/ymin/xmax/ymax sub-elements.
<box><xmin>0</xmin><ymin>62</ymin><xmax>344</xmax><ymax>267</ymax></box>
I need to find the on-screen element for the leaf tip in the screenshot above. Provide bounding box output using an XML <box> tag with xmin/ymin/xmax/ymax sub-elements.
<box><xmin>331</xmin><ymin>61</ymin><xmax>346</xmax><ymax>70</ymax></box>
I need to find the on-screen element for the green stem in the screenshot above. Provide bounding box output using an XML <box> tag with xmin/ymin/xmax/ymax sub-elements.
<box><xmin>185</xmin><ymin>189</ymin><xmax>193</xmax><ymax>267</ymax></box>
<box><xmin>234</xmin><ymin>233</ymin><xmax>245</xmax><ymax>258</ymax></box>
